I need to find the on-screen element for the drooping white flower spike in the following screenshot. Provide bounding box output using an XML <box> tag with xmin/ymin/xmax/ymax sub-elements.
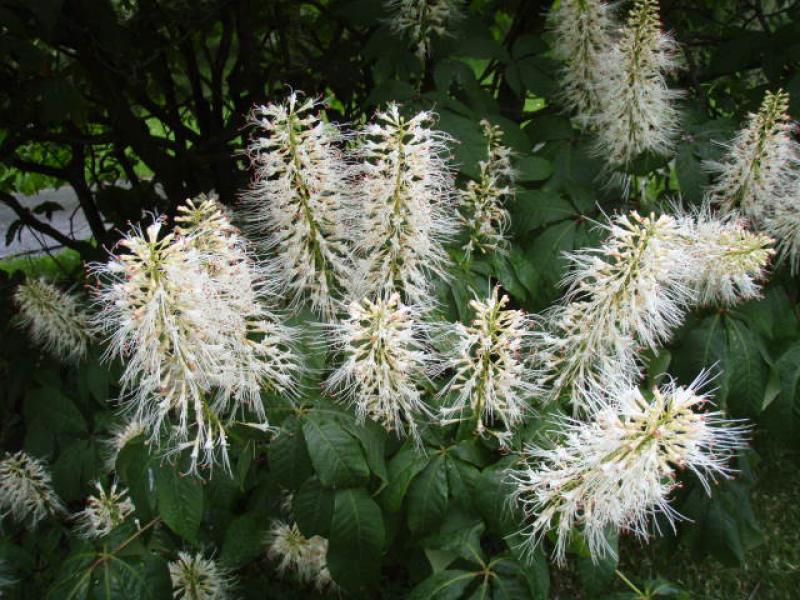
<box><xmin>509</xmin><ymin>374</ymin><xmax>748</xmax><ymax>565</ymax></box>
<box><xmin>681</xmin><ymin>209</ymin><xmax>774</xmax><ymax>306</ymax></box>
<box><xmin>0</xmin><ymin>451</ymin><xmax>64</xmax><ymax>527</ymax></box>
<box><xmin>169</xmin><ymin>552</ymin><xmax>233</xmax><ymax>600</ymax></box>
<box><xmin>13</xmin><ymin>277</ymin><xmax>91</xmax><ymax>362</ymax></box>
<box><xmin>548</xmin><ymin>0</ymin><xmax>618</xmax><ymax>125</ymax></box>
<box><xmin>460</xmin><ymin>120</ymin><xmax>515</xmax><ymax>260</ymax></box>
<box><xmin>437</xmin><ymin>288</ymin><xmax>540</xmax><ymax>445</ymax></box>
<box><xmin>351</xmin><ymin>103</ymin><xmax>458</xmax><ymax>308</ymax></box>
<box><xmin>244</xmin><ymin>92</ymin><xmax>351</xmax><ymax>318</ymax></box>
<box><xmin>540</xmin><ymin>212</ymin><xmax>694</xmax><ymax>411</ymax></box>
<box><xmin>325</xmin><ymin>293</ymin><xmax>434</xmax><ymax>441</ymax></box>
<box><xmin>266</xmin><ymin>520</ymin><xmax>334</xmax><ymax>591</ymax></box>
<box><xmin>90</xmin><ymin>199</ymin><xmax>302</xmax><ymax>474</ymax></box>
<box><xmin>174</xmin><ymin>195</ymin><xmax>303</xmax><ymax>410</ymax></box>
<box><xmin>386</xmin><ymin>0</ymin><xmax>463</xmax><ymax>59</ymax></box>
<box><xmin>73</xmin><ymin>481</ymin><xmax>135</xmax><ymax>539</ymax></box>
<box><xmin>706</xmin><ymin>90</ymin><xmax>799</xmax><ymax>221</ymax></box>
<box><xmin>593</xmin><ymin>0</ymin><xmax>682</xmax><ymax>169</ymax></box>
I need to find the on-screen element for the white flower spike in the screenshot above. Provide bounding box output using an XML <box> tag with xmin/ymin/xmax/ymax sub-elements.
<box><xmin>437</xmin><ymin>288</ymin><xmax>540</xmax><ymax>444</ymax></box>
<box><xmin>386</xmin><ymin>0</ymin><xmax>463</xmax><ymax>59</ymax></box>
<box><xmin>169</xmin><ymin>552</ymin><xmax>233</xmax><ymax>600</ymax></box>
<box><xmin>540</xmin><ymin>212</ymin><xmax>693</xmax><ymax>410</ymax></box>
<box><xmin>73</xmin><ymin>481</ymin><xmax>135</xmax><ymax>539</ymax></box>
<box><xmin>548</xmin><ymin>0</ymin><xmax>618</xmax><ymax>125</ymax></box>
<box><xmin>325</xmin><ymin>294</ymin><xmax>434</xmax><ymax>441</ymax></box>
<box><xmin>593</xmin><ymin>0</ymin><xmax>682</xmax><ymax>169</ymax></box>
<box><xmin>267</xmin><ymin>520</ymin><xmax>334</xmax><ymax>591</ymax></box>
<box><xmin>13</xmin><ymin>277</ymin><xmax>90</xmax><ymax>362</ymax></box>
<box><xmin>0</xmin><ymin>451</ymin><xmax>64</xmax><ymax>527</ymax></box>
<box><xmin>350</xmin><ymin>103</ymin><xmax>458</xmax><ymax>307</ymax></box>
<box><xmin>682</xmin><ymin>209</ymin><xmax>774</xmax><ymax>306</ymax></box>
<box><xmin>244</xmin><ymin>93</ymin><xmax>352</xmax><ymax>318</ymax></box>
<box><xmin>90</xmin><ymin>197</ymin><xmax>302</xmax><ymax>474</ymax></box>
<box><xmin>706</xmin><ymin>90</ymin><xmax>799</xmax><ymax>221</ymax></box>
<box><xmin>510</xmin><ymin>375</ymin><xmax>748</xmax><ymax>565</ymax></box>
<box><xmin>460</xmin><ymin>120</ymin><xmax>515</xmax><ymax>260</ymax></box>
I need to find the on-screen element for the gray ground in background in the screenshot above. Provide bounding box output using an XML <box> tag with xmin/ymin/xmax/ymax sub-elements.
<box><xmin>0</xmin><ymin>187</ymin><xmax>90</xmax><ymax>257</ymax></box>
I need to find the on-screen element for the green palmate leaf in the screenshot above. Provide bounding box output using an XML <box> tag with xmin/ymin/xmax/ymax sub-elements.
<box><xmin>515</xmin><ymin>155</ymin><xmax>554</xmax><ymax>183</ymax></box>
<box><xmin>511</xmin><ymin>188</ymin><xmax>576</xmax><ymax>235</ymax></box>
<box><xmin>51</xmin><ymin>439</ymin><xmax>96</xmax><ymax>502</ymax></box>
<box><xmin>419</xmin><ymin>509</ymin><xmax>485</xmax><ymax>565</ymax></box>
<box><xmin>302</xmin><ymin>416</ymin><xmax>370</xmax><ymax>488</ymax></box>
<box><xmin>23</xmin><ymin>386</ymin><xmax>87</xmax><ymax>438</ymax></box>
<box><xmin>678</xmin><ymin>460</ymin><xmax>762</xmax><ymax>566</ymax></box>
<box><xmin>116</xmin><ymin>438</ymin><xmax>156</xmax><ymax>522</ymax></box>
<box><xmin>156</xmin><ymin>465</ymin><xmax>204</xmax><ymax>543</ymax></box>
<box><xmin>406</xmin><ymin>454</ymin><xmax>449</xmax><ymax>534</ymax></box>
<box><xmin>724</xmin><ymin>316</ymin><xmax>769</xmax><ymax>417</ymax></box>
<box><xmin>675</xmin><ymin>143</ymin><xmax>707</xmax><ymax>204</ymax></box>
<box><xmin>339</xmin><ymin>417</ymin><xmax>388</xmax><ymax>484</ymax></box>
<box><xmin>268</xmin><ymin>416</ymin><xmax>313</xmax><ymax>489</ymax></box>
<box><xmin>576</xmin><ymin>530</ymin><xmax>618</xmax><ymax>595</ymax></box>
<box><xmin>220</xmin><ymin>511</ymin><xmax>268</xmax><ymax>568</ymax></box>
<box><xmin>491</xmin><ymin>557</ymin><xmax>549</xmax><ymax>600</ymax></box>
<box><xmin>473</xmin><ymin>459</ymin><xmax>519</xmax><ymax>538</ymax></box>
<box><xmin>293</xmin><ymin>476</ymin><xmax>334</xmax><ymax>538</ymax></box>
<box><xmin>436</xmin><ymin>109</ymin><xmax>486</xmax><ymax>180</ymax></box>
<box><xmin>47</xmin><ymin>546</ymin><xmax>97</xmax><ymax>599</ymax></box>
<box><xmin>407</xmin><ymin>570</ymin><xmax>476</xmax><ymax>600</ymax></box>
<box><xmin>327</xmin><ymin>488</ymin><xmax>386</xmax><ymax>590</ymax></box>
<box><xmin>379</xmin><ymin>441</ymin><xmax>430</xmax><ymax>512</ymax></box>
<box><xmin>763</xmin><ymin>340</ymin><xmax>800</xmax><ymax>444</ymax></box>
<box><xmin>490</xmin><ymin>253</ymin><xmax>529</xmax><ymax>304</ymax></box>
<box><xmin>445</xmin><ymin>456</ymin><xmax>479</xmax><ymax>512</ymax></box>
<box><xmin>83</xmin><ymin>358</ymin><xmax>110</xmax><ymax>404</ymax></box>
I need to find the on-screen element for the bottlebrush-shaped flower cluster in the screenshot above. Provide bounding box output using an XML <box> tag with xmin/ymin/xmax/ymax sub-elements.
<box><xmin>6</xmin><ymin>85</ymin><xmax>783</xmax><ymax>574</ymax></box>
<box><xmin>706</xmin><ymin>89</ymin><xmax>800</xmax><ymax>273</ymax></box>
<box><xmin>551</xmin><ymin>0</ymin><xmax>682</xmax><ymax>171</ymax></box>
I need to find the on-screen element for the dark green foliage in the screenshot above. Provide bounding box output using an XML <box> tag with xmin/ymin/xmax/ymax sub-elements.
<box><xmin>2</xmin><ymin>1</ymin><xmax>800</xmax><ymax>598</ymax></box>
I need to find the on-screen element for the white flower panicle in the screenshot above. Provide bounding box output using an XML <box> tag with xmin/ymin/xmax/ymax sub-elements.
<box><xmin>541</xmin><ymin>209</ymin><xmax>774</xmax><ymax>410</ymax></box>
<box><xmin>169</xmin><ymin>552</ymin><xmax>233</xmax><ymax>600</ymax></box>
<box><xmin>460</xmin><ymin>120</ymin><xmax>514</xmax><ymax>260</ymax></box>
<box><xmin>510</xmin><ymin>376</ymin><xmax>748</xmax><ymax>565</ymax></box>
<box><xmin>73</xmin><ymin>481</ymin><xmax>135</xmax><ymax>539</ymax></box>
<box><xmin>0</xmin><ymin>451</ymin><xmax>64</xmax><ymax>527</ymax></box>
<box><xmin>13</xmin><ymin>277</ymin><xmax>90</xmax><ymax>362</ymax></box>
<box><xmin>437</xmin><ymin>288</ymin><xmax>539</xmax><ymax>444</ymax></box>
<box><xmin>102</xmin><ymin>418</ymin><xmax>146</xmax><ymax>472</ymax></box>
<box><xmin>593</xmin><ymin>0</ymin><xmax>682</xmax><ymax>168</ymax></box>
<box><xmin>683</xmin><ymin>211</ymin><xmax>774</xmax><ymax>306</ymax></box>
<box><xmin>244</xmin><ymin>93</ymin><xmax>351</xmax><ymax>317</ymax></box>
<box><xmin>548</xmin><ymin>0</ymin><xmax>617</xmax><ymax>123</ymax></box>
<box><xmin>541</xmin><ymin>212</ymin><xmax>693</xmax><ymax>410</ymax></box>
<box><xmin>325</xmin><ymin>294</ymin><xmax>433</xmax><ymax>440</ymax></box>
<box><xmin>175</xmin><ymin>195</ymin><xmax>302</xmax><ymax>407</ymax></box>
<box><xmin>706</xmin><ymin>90</ymin><xmax>798</xmax><ymax>220</ymax></box>
<box><xmin>90</xmin><ymin>198</ymin><xmax>302</xmax><ymax>474</ymax></box>
<box><xmin>386</xmin><ymin>0</ymin><xmax>462</xmax><ymax>59</ymax></box>
<box><xmin>267</xmin><ymin>520</ymin><xmax>334</xmax><ymax>591</ymax></box>
<box><xmin>706</xmin><ymin>89</ymin><xmax>800</xmax><ymax>274</ymax></box>
<box><xmin>351</xmin><ymin>104</ymin><xmax>457</xmax><ymax>307</ymax></box>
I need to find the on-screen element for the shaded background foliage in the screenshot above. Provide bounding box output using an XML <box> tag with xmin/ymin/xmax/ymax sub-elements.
<box><xmin>0</xmin><ymin>0</ymin><xmax>799</xmax><ymax>598</ymax></box>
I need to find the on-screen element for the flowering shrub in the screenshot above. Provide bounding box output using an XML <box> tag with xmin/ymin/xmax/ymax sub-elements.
<box><xmin>1</xmin><ymin>1</ymin><xmax>799</xmax><ymax>599</ymax></box>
